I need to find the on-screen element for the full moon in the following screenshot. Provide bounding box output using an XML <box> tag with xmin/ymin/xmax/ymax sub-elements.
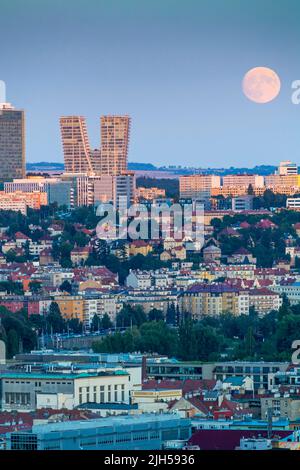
<box><xmin>242</xmin><ymin>67</ymin><xmax>281</xmax><ymax>104</ymax></box>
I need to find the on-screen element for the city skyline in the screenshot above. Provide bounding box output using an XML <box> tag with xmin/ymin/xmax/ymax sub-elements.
<box><xmin>1</xmin><ymin>0</ymin><xmax>300</xmax><ymax>168</ymax></box>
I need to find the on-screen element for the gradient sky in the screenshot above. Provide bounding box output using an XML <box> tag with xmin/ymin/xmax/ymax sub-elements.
<box><xmin>1</xmin><ymin>0</ymin><xmax>300</xmax><ymax>168</ymax></box>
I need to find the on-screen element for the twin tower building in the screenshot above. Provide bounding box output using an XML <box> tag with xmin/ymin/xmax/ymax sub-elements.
<box><xmin>60</xmin><ymin>115</ymin><xmax>131</xmax><ymax>176</ymax></box>
<box><xmin>60</xmin><ymin>115</ymin><xmax>135</xmax><ymax>208</ymax></box>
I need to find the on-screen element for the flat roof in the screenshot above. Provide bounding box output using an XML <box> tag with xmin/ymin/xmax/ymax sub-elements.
<box><xmin>30</xmin><ymin>413</ymin><xmax>189</xmax><ymax>434</ymax></box>
<box><xmin>0</xmin><ymin>370</ymin><xmax>128</xmax><ymax>380</ymax></box>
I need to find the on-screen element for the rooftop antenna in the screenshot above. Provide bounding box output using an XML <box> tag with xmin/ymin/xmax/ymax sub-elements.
<box><xmin>0</xmin><ymin>80</ymin><xmax>6</xmax><ymax>104</ymax></box>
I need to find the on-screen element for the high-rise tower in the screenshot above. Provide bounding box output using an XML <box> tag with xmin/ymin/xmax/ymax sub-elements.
<box><xmin>60</xmin><ymin>116</ymin><xmax>94</xmax><ymax>174</ymax></box>
<box><xmin>0</xmin><ymin>102</ymin><xmax>25</xmax><ymax>181</ymax></box>
<box><xmin>100</xmin><ymin>115</ymin><xmax>130</xmax><ymax>175</ymax></box>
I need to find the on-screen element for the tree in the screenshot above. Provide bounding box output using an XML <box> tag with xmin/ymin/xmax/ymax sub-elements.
<box><xmin>148</xmin><ymin>308</ymin><xmax>164</xmax><ymax>322</ymax></box>
<box><xmin>67</xmin><ymin>318</ymin><xmax>82</xmax><ymax>334</ymax></box>
<box><xmin>116</xmin><ymin>305</ymin><xmax>147</xmax><ymax>328</ymax></box>
<box><xmin>91</xmin><ymin>314</ymin><xmax>101</xmax><ymax>332</ymax></box>
<box><xmin>59</xmin><ymin>280</ymin><xmax>72</xmax><ymax>294</ymax></box>
<box><xmin>100</xmin><ymin>313</ymin><xmax>113</xmax><ymax>330</ymax></box>
<box><xmin>59</xmin><ymin>241</ymin><xmax>73</xmax><ymax>267</ymax></box>
<box><xmin>178</xmin><ymin>313</ymin><xmax>198</xmax><ymax>360</ymax></box>
<box><xmin>7</xmin><ymin>329</ymin><xmax>19</xmax><ymax>358</ymax></box>
<box><xmin>245</xmin><ymin>326</ymin><xmax>256</xmax><ymax>358</ymax></box>
<box><xmin>29</xmin><ymin>314</ymin><xmax>46</xmax><ymax>332</ymax></box>
<box><xmin>276</xmin><ymin>314</ymin><xmax>300</xmax><ymax>355</ymax></box>
<box><xmin>278</xmin><ymin>300</ymin><xmax>293</xmax><ymax>321</ymax></box>
<box><xmin>137</xmin><ymin>321</ymin><xmax>178</xmax><ymax>356</ymax></box>
<box><xmin>166</xmin><ymin>303</ymin><xmax>176</xmax><ymax>325</ymax></box>
<box><xmin>47</xmin><ymin>302</ymin><xmax>65</xmax><ymax>333</ymax></box>
<box><xmin>94</xmin><ymin>239</ymin><xmax>109</xmax><ymax>262</ymax></box>
<box><xmin>247</xmin><ymin>184</ymin><xmax>254</xmax><ymax>196</ymax></box>
<box><xmin>29</xmin><ymin>280</ymin><xmax>42</xmax><ymax>294</ymax></box>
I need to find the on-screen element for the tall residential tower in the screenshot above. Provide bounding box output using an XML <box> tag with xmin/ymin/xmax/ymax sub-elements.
<box><xmin>60</xmin><ymin>115</ymin><xmax>130</xmax><ymax>176</ymax></box>
<box><xmin>60</xmin><ymin>116</ymin><xmax>94</xmax><ymax>174</ymax></box>
<box><xmin>100</xmin><ymin>115</ymin><xmax>130</xmax><ymax>176</ymax></box>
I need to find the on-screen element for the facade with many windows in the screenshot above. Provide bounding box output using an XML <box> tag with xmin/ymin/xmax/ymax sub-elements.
<box><xmin>0</xmin><ymin>371</ymin><xmax>131</xmax><ymax>411</ymax></box>
<box><xmin>7</xmin><ymin>414</ymin><xmax>191</xmax><ymax>450</ymax></box>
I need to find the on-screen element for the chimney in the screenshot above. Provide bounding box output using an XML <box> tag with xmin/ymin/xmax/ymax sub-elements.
<box><xmin>142</xmin><ymin>356</ymin><xmax>147</xmax><ymax>382</ymax></box>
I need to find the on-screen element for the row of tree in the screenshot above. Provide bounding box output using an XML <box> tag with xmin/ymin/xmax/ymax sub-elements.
<box><xmin>92</xmin><ymin>298</ymin><xmax>300</xmax><ymax>362</ymax></box>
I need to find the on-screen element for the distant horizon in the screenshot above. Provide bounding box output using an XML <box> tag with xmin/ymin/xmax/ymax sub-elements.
<box><xmin>25</xmin><ymin>160</ymin><xmax>280</xmax><ymax>171</ymax></box>
<box><xmin>26</xmin><ymin>160</ymin><xmax>279</xmax><ymax>167</ymax></box>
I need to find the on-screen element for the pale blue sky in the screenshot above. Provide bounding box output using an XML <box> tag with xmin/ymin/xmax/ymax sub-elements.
<box><xmin>1</xmin><ymin>0</ymin><xmax>300</xmax><ymax>167</ymax></box>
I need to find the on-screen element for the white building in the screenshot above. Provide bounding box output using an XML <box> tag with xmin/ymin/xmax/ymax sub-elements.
<box><xmin>287</xmin><ymin>198</ymin><xmax>300</xmax><ymax>210</ymax></box>
<box><xmin>126</xmin><ymin>270</ymin><xmax>152</xmax><ymax>290</ymax></box>
<box><xmin>278</xmin><ymin>160</ymin><xmax>298</xmax><ymax>176</ymax></box>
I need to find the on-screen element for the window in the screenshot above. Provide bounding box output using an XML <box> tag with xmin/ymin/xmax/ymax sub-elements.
<box><xmin>100</xmin><ymin>386</ymin><xmax>105</xmax><ymax>403</ymax></box>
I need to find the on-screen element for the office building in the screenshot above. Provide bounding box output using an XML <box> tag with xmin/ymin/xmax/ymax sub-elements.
<box><xmin>5</xmin><ymin>178</ymin><xmax>72</xmax><ymax>208</ymax></box>
<box><xmin>0</xmin><ymin>370</ymin><xmax>131</xmax><ymax>412</ymax></box>
<box><xmin>7</xmin><ymin>414</ymin><xmax>191</xmax><ymax>450</ymax></box>
<box><xmin>76</xmin><ymin>174</ymin><xmax>114</xmax><ymax>206</ymax></box>
<box><xmin>114</xmin><ymin>171</ymin><xmax>136</xmax><ymax>209</ymax></box>
<box><xmin>232</xmin><ymin>195</ymin><xmax>254</xmax><ymax>211</ymax></box>
<box><xmin>0</xmin><ymin>102</ymin><xmax>25</xmax><ymax>181</ymax></box>
<box><xmin>213</xmin><ymin>361</ymin><xmax>289</xmax><ymax>391</ymax></box>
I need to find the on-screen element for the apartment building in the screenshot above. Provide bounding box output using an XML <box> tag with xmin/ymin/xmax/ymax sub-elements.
<box><xmin>222</xmin><ymin>174</ymin><xmax>264</xmax><ymax>188</ymax></box>
<box><xmin>0</xmin><ymin>191</ymin><xmax>47</xmax><ymax>214</ymax></box>
<box><xmin>82</xmin><ymin>294</ymin><xmax>123</xmax><ymax>327</ymax></box>
<box><xmin>179</xmin><ymin>174</ymin><xmax>221</xmax><ymax>199</ymax></box>
<box><xmin>272</xmin><ymin>282</ymin><xmax>300</xmax><ymax>305</ymax></box>
<box><xmin>53</xmin><ymin>295</ymin><xmax>84</xmax><ymax>322</ymax></box>
<box><xmin>126</xmin><ymin>270</ymin><xmax>152</xmax><ymax>289</ymax></box>
<box><xmin>179</xmin><ymin>283</ymin><xmax>249</xmax><ymax>318</ymax></box>
<box><xmin>248</xmin><ymin>288</ymin><xmax>282</xmax><ymax>316</ymax></box>
<box><xmin>261</xmin><ymin>395</ymin><xmax>300</xmax><ymax>421</ymax></box>
<box><xmin>136</xmin><ymin>186</ymin><xmax>166</xmax><ymax>200</ymax></box>
<box><xmin>100</xmin><ymin>115</ymin><xmax>130</xmax><ymax>176</ymax></box>
<box><xmin>60</xmin><ymin>116</ymin><xmax>93</xmax><ymax>174</ymax></box>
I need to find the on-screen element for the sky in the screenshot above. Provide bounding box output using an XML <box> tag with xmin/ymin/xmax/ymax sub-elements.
<box><xmin>1</xmin><ymin>0</ymin><xmax>300</xmax><ymax>168</ymax></box>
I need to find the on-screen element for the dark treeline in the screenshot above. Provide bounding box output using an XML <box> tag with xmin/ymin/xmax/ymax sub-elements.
<box><xmin>92</xmin><ymin>299</ymin><xmax>300</xmax><ymax>362</ymax></box>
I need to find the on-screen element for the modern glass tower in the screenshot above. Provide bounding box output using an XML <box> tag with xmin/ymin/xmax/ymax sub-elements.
<box><xmin>0</xmin><ymin>102</ymin><xmax>25</xmax><ymax>181</ymax></box>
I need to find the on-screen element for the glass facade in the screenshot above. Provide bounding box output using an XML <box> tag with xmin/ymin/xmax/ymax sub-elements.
<box><xmin>0</xmin><ymin>106</ymin><xmax>25</xmax><ymax>180</ymax></box>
